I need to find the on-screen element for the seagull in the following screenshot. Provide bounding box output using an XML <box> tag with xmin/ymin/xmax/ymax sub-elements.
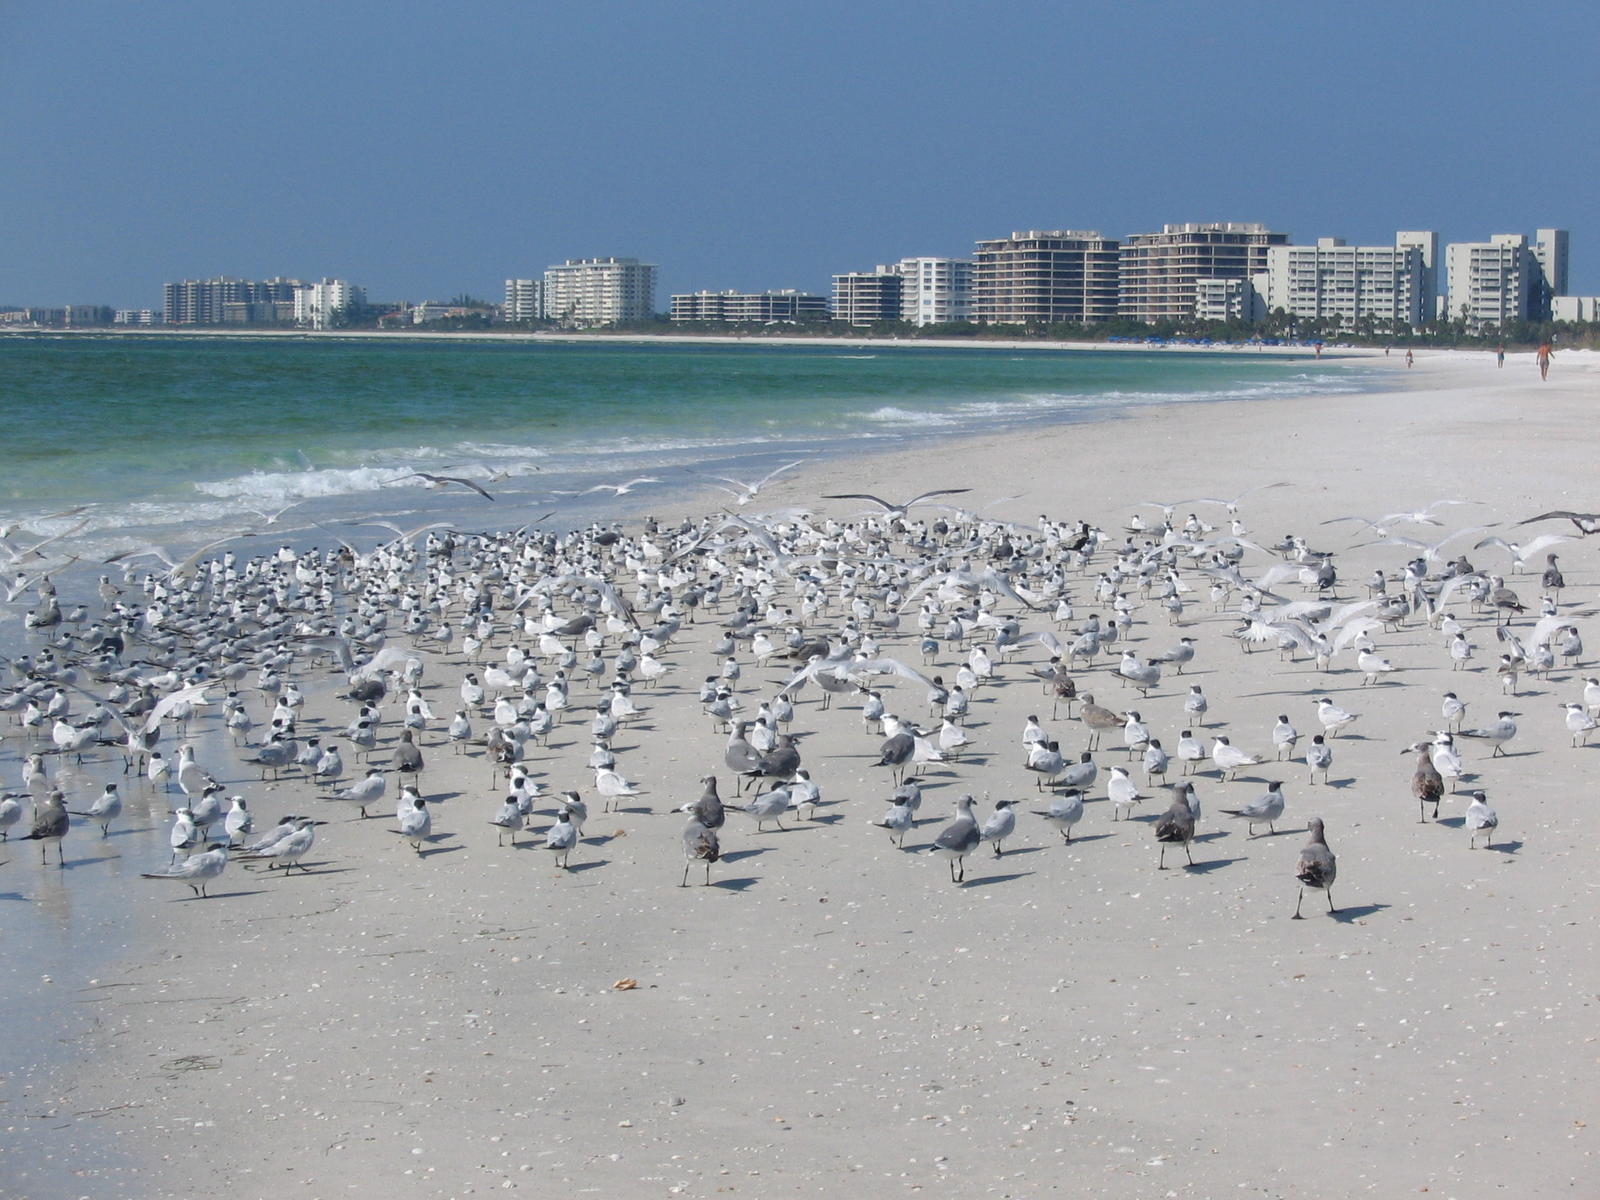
<box><xmin>1210</xmin><ymin>736</ymin><xmax>1262</xmax><ymax>780</ymax></box>
<box><xmin>873</xmin><ymin>795</ymin><xmax>915</xmax><ymax>847</ymax></box>
<box><xmin>1154</xmin><ymin>791</ymin><xmax>1196</xmax><ymax>869</ymax></box>
<box><xmin>1314</xmin><ymin>697</ymin><xmax>1358</xmax><ymax>737</ymax></box>
<box><xmin>394</xmin><ymin>795</ymin><xmax>431</xmax><ymax>855</ymax></box>
<box><xmin>1564</xmin><ymin>700</ymin><xmax>1598</xmax><ymax>745</ymax></box>
<box><xmin>240</xmin><ymin>818</ymin><xmax>318</xmax><ymax>873</ymax></box>
<box><xmin>69</xmin><ymin>783</ymin><xmax>123</xmax><ymax>837</ymax></box>
<box><xmin>930</xmin><ymin>795</ymin><xmax>980</xmax><ymax>882</ymax></box>
<box><xmin>1516</xmin><ymin>510</ymin><xmax>1600</xmax><ymax>537</ymax></box>
<box><xmin>1465</xmin><ymin>791</ymin><xmax>1500</xmax><ymax>849</ymax></box>
<box><xmin>978</xmin><ymin>798</ymin><xmax>1017</xmax><ymax>856</ymax></box>
<box><xmin>543</xmin><ymin>809</ymin><xmax>577</xmax><ymax>869</ymax></box>
<box><xmin>704</xmin><ymin>459</ymin><xmax>804</xmax><ymax>506</ymax></box>
<box><xmin>1458</xmin><ymin>712</ymin><xmax>1519</xmax><ymax>757</ymax></box>
<box><xmin>405</xmin><ymin>471</ymin><xmax>495</xmax><ymax>500</ymax></box>
<box><xmin>1293</xmin><ymin>818</ymin><xmax>1337</xmax><ymax>918</ymax></box>
<box><xmin>821</xmin><ymin>488</ymin><xmax>971</xmax><ymax>520</ymax></box>
<box><xmin>680</xmin><ymin>816</ymin><xmax>720</xmax><ymax>886</ymax></box>
<box><xmin>1036</xmin><ymin>788</ymin><xmax>1085</xmax><ymax>842</ymax></box>
<box><xmin>19</xmin><ymin>790</ymin><xmax>69</xmax><ymax>866</ymax></box>
<box><xmin>1305</xmin><ymin>734</ymin><xmax>1332</xmax><ymax>784</ymax></box>
<box><xmin>489</xmin><ymin>796</ymin><xmax>525</xmax><ymax>846</ymax></box>
<box><xmin>141</xmin><ymin>842</ymin><xmax>229</xmax><ymax>898</ymax></box>
<box><xmin>1106</xmin><ymin>765</ymin><xmax>1145</xmax><ymax>820</ymax></box>
<box><xmin>1271</xmin><ymin>715</ymin><xmax>1299</xmax><ymax>760</ymax></box>
<box><xmin>1220</xmin><ymin>781</ymin><xmax>1285</xmax><ymax>836</ymax></box>
<box><xmin>328</xmin><ymin>769</ymin><xmax>386</xmax><ymax>818</ymax></box>
<box><xmin>1406</xmin><ymin>744</ymin><xmax>1445</xmax><ymax>821</ymax></box>
<box><xmin>581</xmin><ymin>477</ymin><xmax>661</xmax><ymax>497</ymax></box>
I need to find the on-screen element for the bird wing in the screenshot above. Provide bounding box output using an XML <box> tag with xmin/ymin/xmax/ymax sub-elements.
<box><xmin>142</xmin><ymin>681</ymin><xmax>214</xmax><ymax>736</ymax></box>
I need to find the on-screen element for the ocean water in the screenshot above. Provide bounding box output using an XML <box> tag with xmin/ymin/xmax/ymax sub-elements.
<box><xmin>0</xmin><ymin>335</ymin><xmax>1366</xmax><ymax>564</ymax></box>
<box><xmin>0</xmin><ymin>334</ymin><xmax>1372</xmax><ymax>1195</ymax></box>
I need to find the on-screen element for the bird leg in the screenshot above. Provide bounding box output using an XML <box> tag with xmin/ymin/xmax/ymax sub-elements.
<box><xmin>1293</xmin><ymin>887</ymin><xmax>1305</xmax><ymax>919</ymax></box>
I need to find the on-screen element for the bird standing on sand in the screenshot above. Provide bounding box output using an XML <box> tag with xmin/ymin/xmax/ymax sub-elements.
<box><xmin>931</xmin><ymin>795</ymin><xmax>980</xmax><ymax>882</ymax></box>
<box><xmin>978</xmin><ymin>799</ymin><xmax>1017</xmax><ymax>856</ymax></box>
<box><xmin>395</xmin><ymin>795</ymin><xmax>431</xmax><ymax>855</ymax></box>
<box><xmin>544</xmin><ymin>808</ymin><xmax>577</xmax><ymax>868</ymax></box>
<box><xmin>1407</xmin><ymin>744</ymin><xmax>1444</xmax><ymax>822</ymax></box>
<box><xmin>1315</xmin><ymin>697</ymin><xmax>1358</xmax><ymax>737</ymax></box>
<box><xmin>1458</xmin><ymin>711</ymin><xmax>1519</xmax><ymax>757</ymax></box>
<box><xmin>1293</xmin><ymin>818</ymin><xmax>1338</xmax><ymax>918</ymax></box>
<box><xmin>241</xmin><ymin>818</ymin><xmax>318</xmax><ymax>873</ymax></box>
<box><xmin>1154</xmin><ymin>791</ymin><xmax>1196</xmax><ymax>869</ymax></box>
<box><xmin>1037</xmin><ymin>788</ymin><xmax>1085</xmax><ymax>842</ymax></box>
<box><xmin>1465</xmin><ymin>791</ymin><xmax>1500</xmax><ymax>849</ymax></box>
<box><xmin>20</xmin><ymin>790</ymin><xmax>69</xmax><ymax>866</ymax></box>
<box><xmin>680</xmin><ymin>816</ymin><xmax>720</xmax><ymax>886</ymax></box>
<box><xmin>141</xmin><ymin>843</ymin><xmax>228</xmax><ymax>898</ymax></box>
<box><xmin>1220</xmin><ymin>781</ymin><xmax>1285</xmax><ymax>836</ymax></box>
<box><xmin>70</xmin><ymin>783</ymin><xmax>123</xmax><ymax>837</ymax></box>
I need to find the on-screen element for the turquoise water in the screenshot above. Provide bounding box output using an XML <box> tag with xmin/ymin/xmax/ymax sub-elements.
<box><xmin>0</xmin><ymin>335</ymin><xmax>1363</xmax><ymax>559</ymax></box>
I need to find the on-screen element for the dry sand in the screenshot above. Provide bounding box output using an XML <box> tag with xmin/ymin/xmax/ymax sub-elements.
<box><xmin>29</xmin><ymin>349</ymin><xmax>1600</xmax><ymax>1198</ymax></box>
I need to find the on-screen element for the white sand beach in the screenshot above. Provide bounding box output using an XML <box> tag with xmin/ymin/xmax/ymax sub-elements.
<box><xmin>13</xmin><ymin>348</ymin><xmax>1599</xmax><ymax>1199</ymax></box>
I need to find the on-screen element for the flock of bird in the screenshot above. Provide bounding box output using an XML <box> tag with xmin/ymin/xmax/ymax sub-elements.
<box><xmin>3</xmin><ymin>477</ymin><xmax>1597</xmax><ymax>921</ymax></box>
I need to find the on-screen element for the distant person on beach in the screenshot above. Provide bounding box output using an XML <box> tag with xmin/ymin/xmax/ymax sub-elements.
<box><xmin>1497</xmin><ymin>344</ymin><xmax>1506</xmax><ymax>368</ymax></box>
<box><xmin>1405</xmin><ymin>349</ymin><xmax>1414</xmax><ymax>368</ymax></box>
<box><xmin>1536</xmin><ymin>341</ymin><xmax>1552</xmax><ymax>380</ymax></box>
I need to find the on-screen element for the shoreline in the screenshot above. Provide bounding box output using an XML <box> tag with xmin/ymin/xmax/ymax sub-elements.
<box><xmin>1</xmin><ymin>324</ymin><xmax>1380</xmax><ymax>358</ymax></box>
<box><xmin>6</xmin><ymin>352</ymin><xmax>1596</xmax><ymax>1198</ymax></box>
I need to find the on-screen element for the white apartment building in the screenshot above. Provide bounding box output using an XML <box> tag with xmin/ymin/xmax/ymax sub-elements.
<box><xmin>1119</xmin><ymin>223</ymin><xmax>1286</xmax><ymax>323</ymax></box>
<box><xmin>504</xmin><ymin>278</ymin><xmax>543</xmax><ymax>323</ymax></box>
<box><xmin>832</xmin><ymin>268</ymin><xmax>904</xmax><ymax>326</ymax></box>
<box><xmin>294</xmin><ymin>278</ymin><xmax>365</xmax><ymax>330</ymax></box>
<box><xmin>1262</xmin><ymin>237</ymin><xmax>1429</xmax><ymax>328</ymax></box>
<box><xmin>1445</xmin><ymin>235</ymin><xmax>1534</xmax><ymax>329</ymax></box>
<box><xmin>893</xmin><ymin>257</ymin><xmax>972</xmax><ymax>326</ymax></box>
<box><xmin>1193</xmin><ymin>277</ymin><xmax>1261</xmax><ymax>324</ymax></box>
<box><xmin>542</xmin><ymin>257</ymin><xmax>657</xmax><ymax>327</ymax></box>
<box><xmin>1552</xmin><ymin>296</ymin><xmax>1600</xmax><ymax>322</ymax></box>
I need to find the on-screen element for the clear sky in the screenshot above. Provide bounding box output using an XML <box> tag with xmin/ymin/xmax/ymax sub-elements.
<box><xmin>4</xmin><ymin>0</ymin><xmax>1595</xmax><ymax>309</ymax></box>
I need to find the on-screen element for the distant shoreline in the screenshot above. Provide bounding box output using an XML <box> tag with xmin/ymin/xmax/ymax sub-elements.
<box><xmin>0</xmin><ymin>324</ymin><xmax>1382</xmax><ymax>357</ymax></box>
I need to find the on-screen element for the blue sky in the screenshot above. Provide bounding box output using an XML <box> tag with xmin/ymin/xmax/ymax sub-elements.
<box><xmin>4</xmin><ymin>0</ymin><xmax>1595</xmax><ymax>308</ymax></box>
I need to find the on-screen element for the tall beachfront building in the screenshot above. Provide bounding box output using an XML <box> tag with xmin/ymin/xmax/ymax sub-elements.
<box><xmin>895</xmin><ymin>257</ymin><xmax>973</xmax><ymax>326</ymax></box>
<box><xmin>1445</xmin><ymin>234</ymin><xmax>1536</xmax><ymax>329</ymax></box>
<box><xmin>832</xmin><ymin>268</ymin><xmax>904</xmax><ymax>326</ymax></box>
<box><xmin>669</xmin><ymin>290</ymin><xmax>829</xmax><ymax>323</ymax></box>
<box><xmin>1396</xmin><ymin>231</ymin><xmax>1440</xmax><ymax>314</ymax></box>
<box><xmin>830</xmin><ymin>257</ymin><xmax>972</xmax><ymax>326</ymax></box>
<box><xmin>162</xmin><ymin>276</ymin><xmax>303</xmax><ymax>324</ymax></box>
<box><xmin>294</xmin><ymin>279</ymin><xmax>365</xmax><ymax>330</ymax></box>
<box><xmin>1118</xmin><ymin>222</ymin><xmax>1288</xmax><ymax>323</ymax></box>
<box><xmin>971</xmin><ymin>231</ymin><xmax>1120</xmax><ymax>325</ymax></box>
<box><xmin>1261</xmin><ymin>237</ymin><xmax>1430</xmax><ymax>328</ymax></box>
<box><xmin>504</xmin><ymin>278</ymin><xmax>543</xmax><ymax>323</ymax></box>
<box><xmin>1531</xmin><ymin>228</ymin><xmax>1569</xmax><ymax>317</ymax></box>
<box><xmin>541</xmin><ymin>257</ymin><xmax>657</xmax><ymax>327</ymax></box>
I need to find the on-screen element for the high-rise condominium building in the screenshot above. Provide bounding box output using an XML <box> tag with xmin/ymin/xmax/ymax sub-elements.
<box><xmin>1445</xmin><ymin>234</ymin><xmax>1535</xmax><ymax>329</ymax></box>
<box><xmin>971</xmin><ymin>231</ymin><xmax>1120</xmax><ymax>325</ymax></box>
<box><xmin>163</xmin><ymin>276</ymin><xmax>303</xmax><ymax>324</ymax></box>
<box><xmin>830</xmin><ymin>257</ymin><xmax>973</xmax><ymax>326</ymax></box>
<box><xmin>1262</xmin><ymin>237</ymin><xmax>1429</xmax><ymax>328</ymax></box>
<box><xmin>669</xmin><ymin>290</ymin><xmax>828</xmax><ymax>323</ymax></box>
<box><xmin>1531</xmin><ymin>228</ymin><xmax>1569</xmax><ymax>316</ymax></box>
<box><xmin>294</xmin><ymin>279</ymin><xmax>365</xmax><ymax>329</ymax></box>
<box><xmin>832</xmin><ymin>268</ymin><xmax>905</xmax><ymax>326</ymax></box>
<box><xmin>895</xmin><ymin>258</ymin><xmax>973</xmax><ymax>326</ymax></box>
<box><xmin>1119</xmin><ymin>222</ymin><xmax>1288</xmax><ymax>323</ymax></box>
<box><xmin>542</xmin><ymin>257</ymin><xmax>657</xmax><ymax>327</ymax></box>
<box><xmin>504</xmin><ymin>278</ymin><xmax>543</xmax><ymax>323</ymax></box>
